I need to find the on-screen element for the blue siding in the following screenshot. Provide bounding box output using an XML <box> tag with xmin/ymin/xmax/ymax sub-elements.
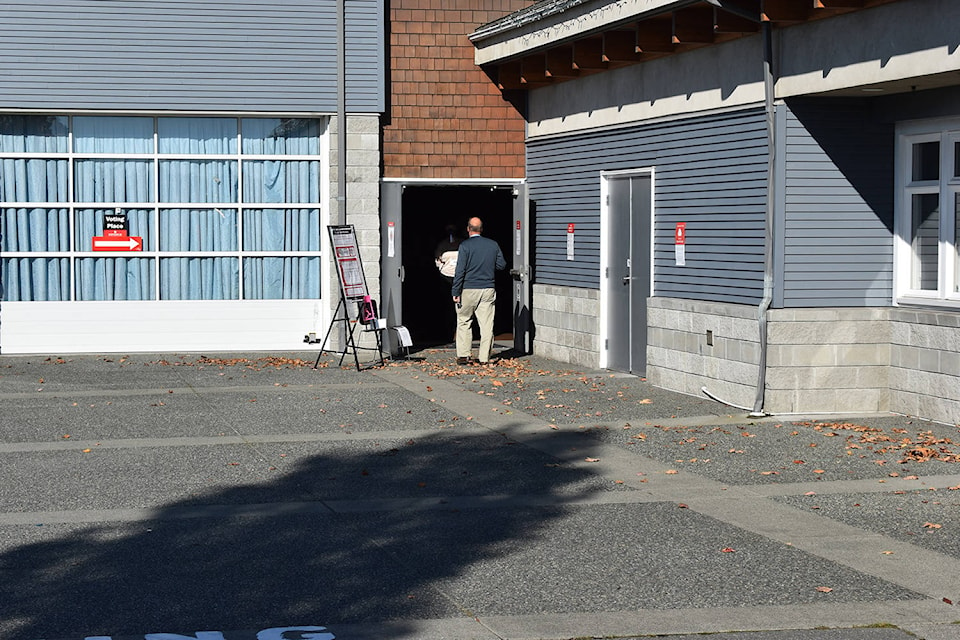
<box><xmin>0</xmin><ymin>0</ymin><xmax>384</xmax><ymax>113</ymax></box>
<box><xmin>527</xmin><ymin>108</ymin><xmax>768</xmax><ymax>305</ymax></box>
<box><xmin>777</xmin><ymin>99</ymin><xmax>894</xmax><ymax>307</ymax></box>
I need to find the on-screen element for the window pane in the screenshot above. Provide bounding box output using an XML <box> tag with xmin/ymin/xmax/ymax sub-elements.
<box><xmin>955</xmin><ymin>141</ymin><xmax>960</xmax><ymax>179</ymax></box>
<box><xmin>159</xmin><ymin>160</ymin><xmax>238</xmax><ymax>203</ymax></box>
<box><xmin>243</xmin><ymin>256</ymin><xmax>320</xmax><ymax>299</ymax></box>
<box><xmin>75</xmin><ymin>209</ymin><xmax>155</xmax><ymax>252</ymax></box>
<box><xmin>73</xmin><ymin>117</ymin><xmax>154</xmax><ymax>154</ymax></box>
<box><xmin>158</xmin><ymin>117</ymin><xmax>237</xmax><ymax>154</ymax></box>
<box><xmin>911</xmin><ymin>193</ymin><xmax>940</xmax><ymax>290</ymax></box>
<box><xmin>241</xmin><ymin>118</ymin><xmax>322</xmax><ymax>155</ymax></box>
<box><xmin>75</xmin><ymin>160</ymin><xmax>154</xmax><ymax>203</ymax></box>
<box><xmin>0</xmin><ymin>115</ymin><xmax>68</xmax><ymax>153</ymax></box>
<box><xmin>159</xmin><ymin>209</ymin><xmax>238</xmax><ymax>251</ymax></box>
<box><xmin>242</xmin><ymin>209</ymin><xmax>320</xmax><ymax>251</ymax></box>
<box><xmin>160</xmin><ymin>257</ymin><xmax>239</xmax><ymax>300</ymax></box>
<box><xmin>912</xmin><ymin>141</ymin><xmax>940</xmax><ymax>182</ymax></box>
<box><xmin>2</xmin><ymin>208</ymin><xmax>70</xmax><ymax>251</ymax></box>
<box><xmin>0</xmin><ymin>158</ymin><xmax>69</xmax><ymax>202</ymax></box>
<box><xmin>2</xmin><ymin>257</ymin><xmax>69</xmax><ymax>300</ymax></box>
<box><xmin>75</xmin><ymin>257</ymin><xmax>155</xmax><ymax>301</ymax></box>
<box><xmin>242</xmin><ymin>161</ymin><xmax>320</xmax><ymax>203</ymax></box>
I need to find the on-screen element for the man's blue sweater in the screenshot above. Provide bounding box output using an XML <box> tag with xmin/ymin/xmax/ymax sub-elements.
<box><xmin>451</xmin><ymin>234</ymin><xmax>507</xmax><ymax>297</ymax></box>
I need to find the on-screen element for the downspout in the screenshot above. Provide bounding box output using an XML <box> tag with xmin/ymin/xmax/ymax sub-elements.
<box><xmin>335</xmin><ymin>0</ymin><xmax>347</xmax><ymax>350</ymax></box>
<box><xmin>751</xmin><ymin>20</ymin><xmax>776</xmax><ymax>417</ymax></box>
<box><xmin>336</xmin><ymin>0</ymin><xmax>347</xmax><ymax>225</ymax></box>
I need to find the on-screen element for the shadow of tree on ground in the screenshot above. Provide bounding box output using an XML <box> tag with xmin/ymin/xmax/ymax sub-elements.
<box><xmin>0</xmin><ymin>426</ymin><xmax>610</xmax><ymax>639</ymax></box>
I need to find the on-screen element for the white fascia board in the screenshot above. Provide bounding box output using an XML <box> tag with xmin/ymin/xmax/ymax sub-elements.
<box><xmin>473</xmin><ymin>0</ymin><xmax>699</xmax><ymax>66</ymax></box>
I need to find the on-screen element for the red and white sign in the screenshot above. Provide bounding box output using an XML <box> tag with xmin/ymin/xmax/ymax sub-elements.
<box><xmin>674</xmin><ymin>222</ymin><xmax>686</xmax><ymax>266</ymax></box>
<box><xmin>93</xmin><ymin>229</ymin><xmax>143</xmax><ymax>251</ymax></box>
<box><xmin>566</xmin><ymin>223</ymin><xmax>575</xmax><ymax>261</ymax></box>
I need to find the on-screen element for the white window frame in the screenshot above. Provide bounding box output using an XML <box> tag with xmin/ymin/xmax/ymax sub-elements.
<box><xmin>894</xmin><ymin>117</ymin><xmax>960</xmax><ymax>308</ymax></box>
<box><xmin>0</xmin><ymin>113</ymin><xmax>329</xmax><ymax>301</ymax></box>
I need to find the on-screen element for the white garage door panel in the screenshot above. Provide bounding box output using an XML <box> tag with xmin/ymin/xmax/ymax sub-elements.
<box><xmin>1</xmin><ymin>301</ymin><xmax>327</xmax><ymax>354</ymax></box>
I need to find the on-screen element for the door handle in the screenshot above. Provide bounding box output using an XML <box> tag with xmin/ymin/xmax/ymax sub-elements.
<box><xmin>399</xmin><ymin>265</ymin><xmax>405</xmax><ymax>282</ymax></box>
<box><xmin>622</xmin><ymin>276</ymin><xmax>632</xmax><ymax>285</ymax></box>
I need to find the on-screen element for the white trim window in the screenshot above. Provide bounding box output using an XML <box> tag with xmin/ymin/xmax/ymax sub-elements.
<box><xmin>1</xmin><ymin>114</ymin><xmax>327</xmax><ymax>302</ymax></box>
<box><xmin>896</xmin><ymin>118</ymin><xmax>960</xmax><ymax>306</ymax></box>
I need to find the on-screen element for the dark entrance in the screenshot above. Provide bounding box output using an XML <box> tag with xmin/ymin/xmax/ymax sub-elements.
<box><xmin>400</xmin><ymin>185</ymin><xmax>515</xmax><ymax>348</ymax></box>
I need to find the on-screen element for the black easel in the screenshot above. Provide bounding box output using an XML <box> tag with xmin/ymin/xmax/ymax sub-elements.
<box><xmin>315</xmin><ymin>225</ymin><xmax>384</xmax><ymax>371</ymax></box>
<box><xmin>315</xmin><ymin>294</ymin><xmax>384</xmax><ymax>371</ymax></box>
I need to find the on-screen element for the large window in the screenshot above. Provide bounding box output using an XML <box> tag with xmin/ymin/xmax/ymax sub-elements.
<box><xmin>897</xmin><ymin>120</ymin><xmax>960</xmax><ymax>305</ymax></box>
<box><xmin>1</xmin><ymin>115</ymin><xmax>326</xmax><ymax>301</ymax></box>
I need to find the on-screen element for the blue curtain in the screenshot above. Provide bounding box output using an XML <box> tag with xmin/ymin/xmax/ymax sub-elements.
<box><xmin>2</xmin><ymin>256</ymin><xmax>69</xmax><ymax>301</ymax></box>
<box><xmin>157</xmin><ymin>117</ymin><xmax>240</xmax><ymax>300</ymax></box>
<box><xmin>1</xmin><ymin>115</ymin><xmax>324</xmax><ymax>303</ymax></box>
<box><xmin>72</xmin><ymin>117</ymin><xmax>156</xmax><ymax>301</ymax></box>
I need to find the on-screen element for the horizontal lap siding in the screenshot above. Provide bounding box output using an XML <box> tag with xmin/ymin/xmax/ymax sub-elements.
<box><xmin>0</xmin><ymin>0</ymin><xmax>383</xmax><ymax>112</ymax></box>
<box><xmin>780</xmin><ymin>99</ymin><xmax>894</xmax><ymax>307</ymax></box>
<box><xmin>527</xmin><ymin>108</ymin><xmax>768</xmax><ymax>304</ymax></box>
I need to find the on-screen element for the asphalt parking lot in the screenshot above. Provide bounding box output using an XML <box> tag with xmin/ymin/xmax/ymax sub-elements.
<box><xmin>0</xmin><ymin>347</ymin><xmax>958</xmax><ymax>640</ymax></box>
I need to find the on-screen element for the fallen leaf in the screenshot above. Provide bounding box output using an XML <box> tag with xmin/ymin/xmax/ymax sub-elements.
<box><xmin>665</xmin><ymin>469</ymin><xmax>679</xmax><ymax>475</ymax></box>
<box><xmin>923</xmin><ymin>522</ymin><xmax>943</xmax><ymax>529</ymax></box>
<box><xmin>585</xmin><ymin>457</ymin><xmax>600</xmax><ymax>463</ymax></box>
<box><xmin>816</xmin><ymin>586</ymin><xmax>833</xmax><ymax>593</ymax></box>
<box><xmin>721</xmin><ymin>547</ymin><xmax>736</xmax><ymax>553</ymax></box>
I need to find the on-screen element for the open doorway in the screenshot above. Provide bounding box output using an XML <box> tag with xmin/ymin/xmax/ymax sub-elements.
<box><xmin>400</xmin><ymin>185</ymin><xmax>515</xmax><ymax>348</ymax></box>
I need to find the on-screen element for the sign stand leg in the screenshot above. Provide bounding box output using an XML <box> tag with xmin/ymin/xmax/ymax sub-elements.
<box><xmin>316</xmin><ymin>296</ymin><xmax>362</xmax><ymax>371</ymax></box>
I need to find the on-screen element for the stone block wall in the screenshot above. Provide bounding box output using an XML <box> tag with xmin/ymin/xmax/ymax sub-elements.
<box><xmin>328</xmin><ymin>114</ymin><xmax>382</xmax><ymax>350</ymax></box>
<box><xmin>646</xmin><ymin>297</ymin><xmax>761</xmax><ymax>409</ymax></box>
<box><xmin>531</xmin><ymin>284</ymin><xmax>601</xmax><ymax>368</ymax></box>
<box><xmin>534</xmin><ymin>291</ymin><xmax>959</xmax><ymax>424</ymax></box>
<box><xmin>890</xmin><ymin>308</ymin><xmax>960</xmax><ymax>423</ymax></box>
<box><xmin>765</xmin><ymin>308</ymin><xmax>891</xmax><ymax>414</ymax></box>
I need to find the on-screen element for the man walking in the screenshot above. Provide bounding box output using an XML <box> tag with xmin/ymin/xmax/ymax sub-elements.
<box><xmin>451</xmin><ymin>217</ymin><xmax>507</xmax><ymax>365</ymax></box>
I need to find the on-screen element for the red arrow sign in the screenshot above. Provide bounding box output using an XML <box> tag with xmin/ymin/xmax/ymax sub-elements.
<box><xmin>92</xmin><ymin>236</ymin><xmax>143</xmax><ymax>251</ymax></box>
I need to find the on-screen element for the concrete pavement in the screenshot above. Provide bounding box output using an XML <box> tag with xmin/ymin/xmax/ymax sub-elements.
<box><xmin>0</xmin><ymin>346</ymin><xmax>958</xmax><ymax>640</ymax></box>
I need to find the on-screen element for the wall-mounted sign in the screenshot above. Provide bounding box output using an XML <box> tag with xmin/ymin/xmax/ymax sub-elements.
<box><xmin>675</xmin><ymin>222</ymin><xmax>686</xmax><ymax>266</ymax></box>
<box><xmin>566</xmin><ymin>223</ymin><xmax>575</xmax><ymax>261</ymax></box>
<box><xmin>92</xmin><ymin>211</ymin><xmax>143</xmax><ymax>251</ymax></box>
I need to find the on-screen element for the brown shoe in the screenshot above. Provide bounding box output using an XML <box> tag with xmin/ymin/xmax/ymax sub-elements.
<box><xmin>456</xmin><ymin>357</ymin><xmax>476</xmax><ymax>365</ymax></box>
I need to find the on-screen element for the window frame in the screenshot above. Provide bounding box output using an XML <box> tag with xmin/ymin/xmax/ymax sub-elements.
<box><xmin>895</xmin><ymin>118</ymin><xmax>960</xmax><ymax>308</ymax></box>
<box><xmin>1</xmin><ymin>113</ymin><xmax>328</xmax><ymax>301</ymax></box>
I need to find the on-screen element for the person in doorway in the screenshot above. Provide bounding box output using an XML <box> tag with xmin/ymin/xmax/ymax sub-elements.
<box><xmin>434</xmin><ymin>224</ymin><xmax>461</xmax><ymax>285</ymax></box>
<box><xmin>451</xmin><ymin>216</ymin><xmax>507</xmax><ymax>365</ymax></box>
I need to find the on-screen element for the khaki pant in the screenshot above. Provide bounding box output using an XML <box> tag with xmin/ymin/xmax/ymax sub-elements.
<box><xmin>456</xmin><ymin>287</ymin><xmax>496</xmax><ymax>362</ymax></box>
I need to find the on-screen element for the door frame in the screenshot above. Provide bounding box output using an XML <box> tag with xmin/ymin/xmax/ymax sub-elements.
<box><xmin>380</xmin><ymin>177</ymin><xmax>527</xmax><ymax>355</ymax></box>
<box><xmin>599</xmin><ymin>167</ymin><xmax>655</xmax><ymax>370</ymax></box>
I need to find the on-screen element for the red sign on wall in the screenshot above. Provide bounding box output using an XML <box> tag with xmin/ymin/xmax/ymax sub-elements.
<box><xmin>92</xmin><ymin>228</ymin><xmax>143</xmax><ymax>251</ymax></box>
<box><xmin>675</xmin><ymin>222</ymin><xmax>686</xmax><ymax>245</ymax></box>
